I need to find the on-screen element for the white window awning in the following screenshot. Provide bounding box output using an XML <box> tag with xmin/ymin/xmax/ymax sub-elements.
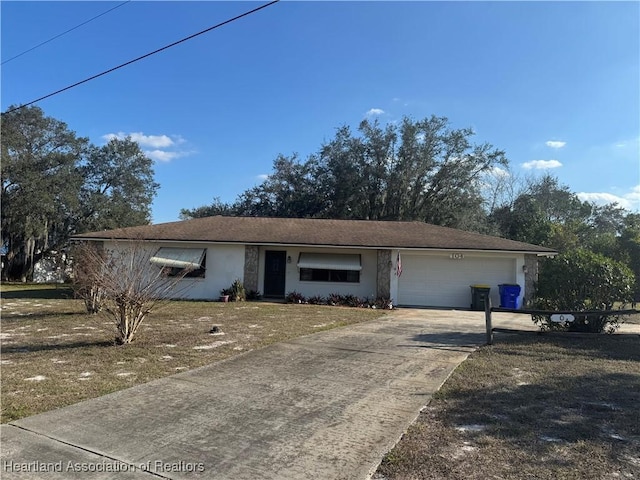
<box><xmin>150</xmin><ymin>248</ymin><xmax>206</xmax><ymax>270</ymax></box>
<box><xmin>297</xmin><ymin>253</ymin><xmax>362</xmax><ymax>271</ymax></box>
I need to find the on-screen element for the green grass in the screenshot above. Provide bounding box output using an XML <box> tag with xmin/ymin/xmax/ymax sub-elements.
<box><xmin>1</xmin><ymin>285</ymin><xmax>385</xmax><ymax>423</ymax></box>
<box><xmin>375</xmin><ymin>334</ymin><xmax>640</xmax><ymax>480</ymax></box>
<box><xmin>1</xmin><ymin>282</ymin><xmax>74</xmax><ymax>299</ymax></box>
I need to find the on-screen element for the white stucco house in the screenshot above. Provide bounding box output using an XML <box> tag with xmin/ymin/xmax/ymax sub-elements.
<box><xmin>72</xmin><ymin>216</ymin><xmax>557</xmax><ymax>309</ymax></box>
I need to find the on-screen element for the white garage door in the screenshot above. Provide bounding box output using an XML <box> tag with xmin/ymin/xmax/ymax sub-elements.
<box><xmin>398</xmin><ymin>254</ymin><xmax>516</xmax><ymax>308</ymax></box>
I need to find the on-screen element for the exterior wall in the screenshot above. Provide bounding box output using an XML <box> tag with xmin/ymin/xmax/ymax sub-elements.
<box><xmin>33</xmin><ymin>254</ymin><xmax>71</xmax><ymax>283</ymax></box>
<box><xmin>523</xmin><ymin>254</ymin><xmax>539</xmax><ymax>306</ymax></box>
<box><xmin>391</xmin><ymin>250</ymin><xmax>527</xmax><ymax>308</ymax></box>
<box><xmin>98</xmin><ymin>239</ymin><xmax>535</xmax><ymax>306</ymax></box>
<box><xmin>258</xmin><ymin>247</ymin><xmax>379</xmax><ymax>300</ymax></box>
<box><xmin>243</xmin><ymin>245</ymin><xmax>260</xmax><ymax>293</ymax></box>
<box><xmin>104</xmin><ymin>241</ymin><xmax>245</xmax><ymax>300</ymax></box>
<box><xmin>376</xmin><ymin>249</ymin><xmax>391</xmax><ymax>299</ymax></box>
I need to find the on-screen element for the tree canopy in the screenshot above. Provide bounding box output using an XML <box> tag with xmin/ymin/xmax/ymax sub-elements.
<box><xmin>181</xmin><ymin>116</ymin><xmax>508</xmax><ymax>231</ymax></box>
<box><xmin>181</xmin><ymin>118</ymin><xmax>638</xmax><ymax>302</ymax></box>
<box><xmin>1</xmin><ymin>106</ymin><xmax>158</xmax><ymax>281</ymax></box>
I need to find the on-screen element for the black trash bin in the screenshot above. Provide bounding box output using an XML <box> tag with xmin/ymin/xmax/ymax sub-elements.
<box><xmin>498</xmin><ymin>284</ymin><xmax>521</xmax><ymax>309</ymax></box>
<box><xmin>470</xmin><ymin>285</ymin><xmax>491</xmax><ymax>311</ymax></box>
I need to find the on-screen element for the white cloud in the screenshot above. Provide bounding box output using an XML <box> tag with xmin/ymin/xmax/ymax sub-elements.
<box><xmin>102</xmin><ymin>131</ymin><xmax>175</xmax><ymax>148</ymax></box>
<box><xmin>613</xmin><ymin>136</ymin><xmax>640</xmax><ymax>149</ymax></box>
<box><xmin>521</xmin><ymin>159</ymin><xmax>563</xmax><ymax>170</ymax></box>
<box><xmin>577</xmin><ymin>185</ymin><xmax>640</xmax><ymax>211</ymax></box>
<box><xmin>144</xmin><ymin>150</ymin><xmax>179</xmax><ymax>162</ymax></box>
<box><xmin>489</xmin><ymin>166</ymin><xmax>510</xmax><ymax>178</ymax></box>
<box><xmin>101</xmin><ymin>131</ymin><xmax>190</xmax><ymax>149</ymax></box>
<box><xmin>102</xmin><ymin>133</ymin><xmax>118</xmax><ymax>142</ymax></box>
<box><xmin>545</xmin><ymin>140</ymin><xmax>566</xmax><ymax>149</ymax></box>
<box><xmin>130</xmin><ymin>132</ymin><xmax>174</xmax><ymax>148</ymax></box>
<box><xmin>102</xmin><ymin>131</ymin><xmax>192</xmax><ymax>163</ymax></box>
<box><xmin>144</xmin><ymin>150</ymin><xmax>193</xmax><ymax>163</ymax></box>
<box><xmin>365</xmin><ymin>108</ymin><xmax>384</xmax><ymax>117</ymax></box>
<box><xmin>256</xmin><ymin>174</ymin><xmax>269</xmax><ymax>181</ymax></box>
<box><xmin>577</xmin><ymin>192</ymin><xmax>630</xmax><ymax>209</ymax></box>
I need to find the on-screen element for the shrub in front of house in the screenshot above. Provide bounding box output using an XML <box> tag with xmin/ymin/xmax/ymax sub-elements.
<box><xmin>246</xmin><ymin>289</ymin><xmax>262</xmax><ymax>300</ymax></box>
<box><xmin>532</xmin><ymin>249</ymin><xmax>635</xmax><ymax>333</ymax></box>
<box><xmin>307</xmin><ymin>295</ymin><xmax>326</xmax><ymax>305</ymax></box>
<box><xmin>286</xmin><ymin>292</ymin><xmax>394</xmax><ymax>310</ymax></box>
<box><xmin>285</xmin><ymin>291</ymin><xmax>306</xmax><ymax>304</ymax></box>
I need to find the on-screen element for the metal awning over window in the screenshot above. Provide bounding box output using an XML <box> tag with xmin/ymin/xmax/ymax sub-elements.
<box><xmin>297</xmin><ymin>253</ymin><xmax>362</xmax><ymax>271</ymax></box>
<box><xmin>150</xmin><ymin>248</ymin><xmax>206</xmax><ymax>270</ymax></box>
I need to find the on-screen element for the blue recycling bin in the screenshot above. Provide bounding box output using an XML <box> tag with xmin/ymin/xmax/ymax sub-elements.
<box><xmin>499</xmin><ymin>284</ymin><xmax>521</xmax><ymax>309</ymax></box>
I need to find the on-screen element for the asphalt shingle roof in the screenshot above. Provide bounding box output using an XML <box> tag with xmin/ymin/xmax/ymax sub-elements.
<box><xmin>73</xmin><ymin>216</ymin><xmax>557</xmax><ymax>254</ymax></box>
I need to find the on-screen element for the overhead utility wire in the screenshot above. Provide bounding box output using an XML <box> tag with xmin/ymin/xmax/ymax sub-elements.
<box><xmin>3</xmin><ymin>0</ymin><xmax>280</xmax><ymax>115</ymax></box>
<box><xmin>2</xmin><ymin>1</ymin><xmax>132</xmax><ymax>66</ymax></box>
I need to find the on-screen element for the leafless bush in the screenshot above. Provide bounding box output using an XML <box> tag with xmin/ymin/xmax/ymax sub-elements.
<box><xmin>72</xmin><ymin>240</ymin><xmax>193</xmax><ymax>344</ymax></box>
<box><xmin>73</xmin><ymin>242</ymin><xmax>106</xmax><ymax>314</ymax></box>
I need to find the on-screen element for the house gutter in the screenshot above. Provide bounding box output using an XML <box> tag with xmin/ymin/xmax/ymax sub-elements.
<box><xmin>71</xmin><ymin>236</ymin><xmax>557</xmax><ymax>256</ymax></box>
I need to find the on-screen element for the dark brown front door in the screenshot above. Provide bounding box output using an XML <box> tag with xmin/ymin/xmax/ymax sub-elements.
<box><xmin>264</xmin><ymin>250</ymin><xmax>286</xmax><ymax>298</ymax></box>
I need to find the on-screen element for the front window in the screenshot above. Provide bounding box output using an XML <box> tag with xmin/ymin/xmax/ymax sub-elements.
<box><xmin>297</xmin><ymin>252</ymin><xmax>361</xmax><ymax>283</ymax></box>
<box><xmin>300</xmin><ymin>268</ymin><xmax>360</xmax><ymax>283</ymax></box>
<box><xmin>150</xmin><ymin>247</ymin><xmax>207</xmax><ymax>278</ymax></box>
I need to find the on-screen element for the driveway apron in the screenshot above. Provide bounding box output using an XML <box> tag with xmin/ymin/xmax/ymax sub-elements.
<box><xmin>1</xmin><ymin>309</ymin><xmax>532</xmax><ymax>479</ymax></box>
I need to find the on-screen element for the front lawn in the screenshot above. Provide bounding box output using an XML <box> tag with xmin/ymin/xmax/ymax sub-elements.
<box><xmin>0</xmin><ymin>285</ymin><xmax>384</xmax><ymax>423</ymax></box>
<box><xmin>375</xmin><ymin>333</ymin><xmax>640</xmax><ymax>480</ymax></box>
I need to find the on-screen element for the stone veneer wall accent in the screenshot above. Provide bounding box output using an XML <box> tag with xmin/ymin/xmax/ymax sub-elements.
<box><xmin>524</xmin><ymin>254</ymin><xmax>539</xmax><ymax>306</ymax></box>
<box><xmin>243</xmin><ymin>245</ymin><xmax>259</xmax><ymax>292</ymax></box>
<box><xmin>377</xmin><ymin>249</ymin><xmax>391</xmax><ymax>299</ymax></box>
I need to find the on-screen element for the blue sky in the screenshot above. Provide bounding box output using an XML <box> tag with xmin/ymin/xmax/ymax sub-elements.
<box><xmin>2</xmin><ymin>1</ymin><xmax>639</xmax><ymax>224</ymax></box>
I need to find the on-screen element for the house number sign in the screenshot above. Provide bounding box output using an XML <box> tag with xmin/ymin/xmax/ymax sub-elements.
<box><xmin>449</xmin><ymin>253</ymin><xmax>464</xmax><ymax>260</ymax></box>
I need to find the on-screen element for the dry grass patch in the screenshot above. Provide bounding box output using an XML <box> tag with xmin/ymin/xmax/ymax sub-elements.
<box><xmin>1</xmin><ymin>286</ymin><xmax>384</xmax><ymax>423</ymax></box>
<box><xmin>376</xmin><ymin>334</ymin><xmax>640</xmax><ymax>480</ymax></box>
<box><xmin>624</xmin><ymin>310</ymin><xmax>640</xmax><ymax>325</ymax></box>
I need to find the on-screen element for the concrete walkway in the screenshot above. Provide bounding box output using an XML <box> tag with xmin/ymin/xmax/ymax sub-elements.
<box><xmin>0</xmin><ymin>309</ymin><xmax>608</xmax><ymax>479</ymax></box>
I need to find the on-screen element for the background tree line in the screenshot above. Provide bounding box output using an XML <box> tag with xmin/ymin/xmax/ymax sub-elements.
<box><xmin>1</xmin><ymin>106</ymin><xmax>158</xmax><ymax>281</ymax></box>
<box><xmin>3</xmin><ymin>106</ymin><xmax>637</xmax><ymax>306</ymax></box>
<box><xmin>181</xmin><ymin>116</ymin><xmax>639</xmax><ymax>302</ymax></box>
<box><xmin>182</xmin><ymin>116</ymin><xmax>507</xmax><ymax>232</ymax></box>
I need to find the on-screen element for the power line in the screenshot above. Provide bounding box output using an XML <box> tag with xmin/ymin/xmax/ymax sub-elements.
<box><xmin>2</xmin><ymin>1</ymin><xmax>132</xmax><ymax>66</ymax></box>
<box><xmin>3</xmin><ymin>0</ymin><xmax>280</xmax><ymax>115</ymax></box>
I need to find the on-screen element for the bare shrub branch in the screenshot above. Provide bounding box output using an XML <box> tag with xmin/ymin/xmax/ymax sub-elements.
<box><xmin>72</xmin><ymin>239</ymin><xmax>194</xmax><ymax>344</ymax></box>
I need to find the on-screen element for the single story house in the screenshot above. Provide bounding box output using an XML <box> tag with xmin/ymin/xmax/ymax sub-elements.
<box><xmin>72</xmin><ymin>216</ymin><xmax>557</xmax><ymax>309</ymax></box>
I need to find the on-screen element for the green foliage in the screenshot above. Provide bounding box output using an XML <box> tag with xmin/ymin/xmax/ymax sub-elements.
<box><xmin>533</xmin><ymin>249</ymin><xmax>635</xmax><ymax>333</ymax></box>
<box><xmin>306</xmin><ymin>295</ymin><xmax>325</xmax><ymax>305</ymax></box>
<box><xmin>221</xmin><ymin>279</ymin><xmax>246</xmax><ymax>301</ymax></box>
<box><xmin>1</xmin><ymin>105</ymin><xmax>87</xmax><ymax>280</ymax></box>
<box><xmin>246</xmin><ymin>289</ymin><xmax>262</xmax><ymax>301</ymax></box>
<box><xmin>287</xmin><ymin>291</ymin><xmax>395</xmax><ymax>310</ymax></box>
<box><xmin>285</xmin><ymin>290</ymin><xmax>306</xmax><ymax>304</ymax></box>
<box><xmin>230</xmin><ymin>279</ymin><xmax>246</xmax><ymax>302</ymax></box>
<box><xmin>79</xmin><ymin>138</ymin><xmax>158</xmax><ymax>232</ymax></box>
<box><xmin>181</xmin><ymin>115</ymin><xmax>507</xmax><ymax>231</ymax></box>
<box><xmin>1</xmin><ymin>106</ymin><xmax>158</xmax><ymax>281</ymax></box>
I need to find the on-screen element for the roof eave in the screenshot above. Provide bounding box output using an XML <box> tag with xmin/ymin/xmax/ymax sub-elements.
<box><xmin>71</xmin><ymin>236</ymin><xmax>556</xmax><ymax>255</ymax></box>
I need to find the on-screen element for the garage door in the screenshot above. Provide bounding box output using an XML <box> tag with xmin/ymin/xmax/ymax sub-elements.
<box><xmin>398</xmin><ymin>254</ymin><xmax>516</xmax><ymax>308</ymax></box>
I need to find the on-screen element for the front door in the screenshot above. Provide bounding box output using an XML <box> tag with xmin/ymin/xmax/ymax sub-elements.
<box><xmin>264</xmin><ymin>250</ymin><xmax>287</xmax><ymax>298</ymax></box>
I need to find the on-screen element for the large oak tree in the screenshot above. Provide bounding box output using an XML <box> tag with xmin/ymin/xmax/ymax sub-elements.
<box><xmin>181</xmin><ymin>115</ymin><xmax>508</xmax><ymax>232</ymax></box>
<box><xmin>1</xmin><ymin>106</ymin><xmax>158</xmax><ymax>281</ymax></box>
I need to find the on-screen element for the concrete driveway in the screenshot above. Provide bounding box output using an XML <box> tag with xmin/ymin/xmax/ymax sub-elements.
<box><xmin>1</xmin><ymin>309</ymin><xmax>535</xmax><ymax>479</ymax></box>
